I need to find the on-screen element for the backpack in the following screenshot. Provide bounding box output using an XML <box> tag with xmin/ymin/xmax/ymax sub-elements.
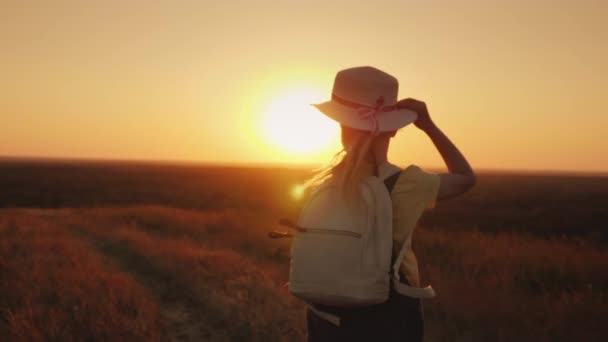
<box><xmin>284</xmin><ymin>165</ymin><xmax>435</xmax><ymax>310</ymax></box>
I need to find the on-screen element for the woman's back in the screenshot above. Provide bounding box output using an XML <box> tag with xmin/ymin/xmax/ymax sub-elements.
<box><xmin>306</xmin><ymin>162</ymin><xmax>439</xmax><ymax>342</ymax></box>
<box><xmin>300</xmin><ymin>66</ymin><xmax>475</xmax><ymax>342</ymax></box>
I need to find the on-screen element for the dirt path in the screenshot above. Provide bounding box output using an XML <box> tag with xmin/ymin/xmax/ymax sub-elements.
<box><xmin>68</xmin><ymin>226</ymin><xmax>221</xmax><ymax>342</ymax></box>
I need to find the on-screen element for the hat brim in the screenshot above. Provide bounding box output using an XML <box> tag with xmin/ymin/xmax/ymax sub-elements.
<box><xmin>312</xmin><ymin>100</ymin><xmax>418</xmax><ymax>132</ymax></box>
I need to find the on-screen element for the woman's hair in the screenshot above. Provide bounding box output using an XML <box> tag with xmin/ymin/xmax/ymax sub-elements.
<box><xmin>305</xmin><ymin>126</ymin><xmax>383</xmax><ymax>201</ymax></box>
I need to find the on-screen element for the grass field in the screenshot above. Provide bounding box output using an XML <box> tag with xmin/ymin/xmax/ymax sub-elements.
<box><xmin>1</xmin><ymin>160</ymin><xmax>607</xmax><ymax>341</ymax></box>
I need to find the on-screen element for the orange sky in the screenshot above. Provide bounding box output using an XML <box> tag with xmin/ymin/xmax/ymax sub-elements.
<box><xmin>1</xmin><ymin>1</ymin><xmax>607</xmax><ymax>172</ymax></box>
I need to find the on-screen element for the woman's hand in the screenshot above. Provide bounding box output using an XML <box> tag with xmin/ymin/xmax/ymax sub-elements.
<box><xmin>397</xmin><ymin>98</ymin><xmax>435</xmax><ymax>131</ymax></box>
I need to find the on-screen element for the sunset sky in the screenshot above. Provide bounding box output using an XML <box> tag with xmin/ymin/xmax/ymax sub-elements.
<box><xmin>1</xmin><ymin>0</ymin><xmax>607</xmax><ymax>172</ymax></box>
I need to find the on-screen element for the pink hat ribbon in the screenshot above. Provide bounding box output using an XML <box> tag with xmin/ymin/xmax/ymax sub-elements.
<box><xmin>331</xmin><ymin>94</ymin><xmax>398</xmax><ymax>135</ymax></box>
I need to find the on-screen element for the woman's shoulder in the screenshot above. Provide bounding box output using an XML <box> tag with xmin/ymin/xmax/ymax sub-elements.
<box><xmin>381</xmin><ymin>162</ymin><xmax>434</xmax><ymax>178</ymax></box>
<box><xmin>402</xmin><ymin>164</ymin><xmax>437</xmax><ymax>177</ymax></box>
<box><xmin>387</xmin><ymin>164</ymin><xmax>440</xmax><ymax>208</ymax></box>
<box><xmin>393</xmin><ymin>164</ymin><xmax>440</xmax><ymax>192</ymax></box>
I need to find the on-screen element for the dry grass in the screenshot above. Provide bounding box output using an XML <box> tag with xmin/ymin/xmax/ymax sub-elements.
<box><xmin>1</xmin><ymin>162</ymin><xmax>607</xmax><ymax>341</ymax></box>
<box><xmin>2</xmin><ymin>206</ymin><xmax>604</xmax><ymax>341</ymax></box>
<box><xmin>0</xmin><ymin>211</ymin><xmax>163</xmax><ymax>341</ymax></box>
<box><xmin>60</xmin><ymin>207</ymin><xmax>304</xmax><ymax>341</ymax></box>
<box><xmin>416</xmin><ymin>229</ymin><xmax>608</xmax><ymax>341</ymax></box>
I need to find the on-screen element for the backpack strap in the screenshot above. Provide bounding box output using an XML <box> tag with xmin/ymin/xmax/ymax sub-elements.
<box><xmin>384</xmin><ymin>171</ymin><xmax>436</xmax><ymax>299</ymax></box>
<box><xmin>383</xmin><ymin>171</ymin><xmax>401</xmax><ymax>194</ymax></box>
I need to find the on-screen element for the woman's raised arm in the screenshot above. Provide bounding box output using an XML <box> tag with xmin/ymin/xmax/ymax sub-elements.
<box><xmin>397</xmin><ymin>98</ymin><xmax>476</xmax><ymax>200</ymax></box>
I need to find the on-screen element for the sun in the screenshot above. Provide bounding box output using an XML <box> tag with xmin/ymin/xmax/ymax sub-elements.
<box><xmin>262</xmin><ymin>88</ymin><xmax>339</xmax><ymax>156</ymax></box>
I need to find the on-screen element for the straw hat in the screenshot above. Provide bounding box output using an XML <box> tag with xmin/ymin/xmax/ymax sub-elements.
<box><xmin>313</xmin><ymin>66</ymin><xmax>417</xmax><ymax>134</ymax></box>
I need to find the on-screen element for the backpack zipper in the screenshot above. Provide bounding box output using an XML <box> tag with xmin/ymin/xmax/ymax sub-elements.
<box><xmin>279</xmin><ymin>219</ymin><xmax>362</xmax><ymax>238</ymax></box>
<box><xmin>304</xmin><ymin>228</ymin><xmax>362</xmax><ymax>238</ymax></box>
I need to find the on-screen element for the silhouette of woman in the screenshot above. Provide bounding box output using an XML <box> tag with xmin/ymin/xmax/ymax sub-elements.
<box><xmin>304</xmin><ymin>66</ymin><xmax>475</xmax><ymax>342</ymax></box>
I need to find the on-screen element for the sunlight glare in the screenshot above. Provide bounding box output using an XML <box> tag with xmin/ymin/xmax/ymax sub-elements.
<box><xmin>290</xmin><ymin>183</ymin><xmax>306</xmax><ymax>200</ymax></box>
<box><xmin>262</xmin><ymin>88</ymin><xmax>339</xmax><ymax>156</ymax></box>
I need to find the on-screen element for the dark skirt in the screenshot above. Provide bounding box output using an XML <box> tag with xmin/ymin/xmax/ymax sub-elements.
<box><xmin>306</xmin><ymin>285</ymin><xmax>424</xmax><ymax>342</ymax></box>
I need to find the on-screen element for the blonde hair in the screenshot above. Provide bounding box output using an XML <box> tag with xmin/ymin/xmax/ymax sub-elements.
<box><xmin>305</xmin><ymin>127</ymin><xmax>378</xmax><ymax>202</ymax></box>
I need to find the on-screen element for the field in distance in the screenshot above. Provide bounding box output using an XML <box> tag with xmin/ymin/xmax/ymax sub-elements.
<box><xmin>0</xmin><ymin>160</ymin><xmax>607</xmax><ymax>341</ymax></box>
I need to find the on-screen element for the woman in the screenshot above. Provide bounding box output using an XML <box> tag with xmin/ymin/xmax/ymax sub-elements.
<box><xmin>305</xmin><ymin>66</ymin><xmax>475</xmax><ymax>342</ymax></box>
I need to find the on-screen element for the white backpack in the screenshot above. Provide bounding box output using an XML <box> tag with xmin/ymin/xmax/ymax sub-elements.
<box><xmin>286</xmin><ymin>165</ymin><xmax>435</xmax><ymax>317</ymax></box>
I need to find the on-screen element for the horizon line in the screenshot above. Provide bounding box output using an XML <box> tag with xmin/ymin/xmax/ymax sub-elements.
<box><xmin>1</xmin><ymin>154</ymin><xmax>607</xmax><ymax>177</ymax></box>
